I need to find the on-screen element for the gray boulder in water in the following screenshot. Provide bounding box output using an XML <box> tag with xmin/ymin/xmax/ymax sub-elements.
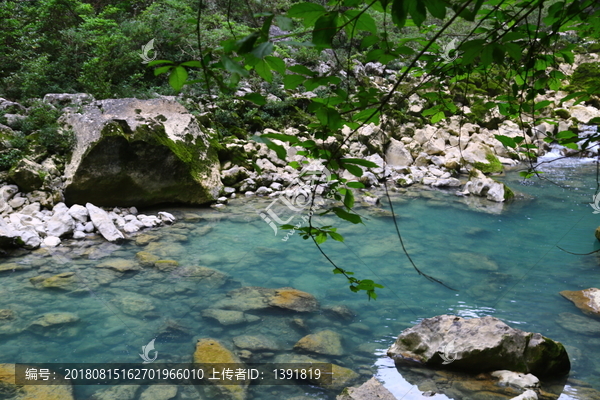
<box><xmin>387</xmin><ymin>314</ymin><xmax>570</xmax><ymax>378</ymax></box>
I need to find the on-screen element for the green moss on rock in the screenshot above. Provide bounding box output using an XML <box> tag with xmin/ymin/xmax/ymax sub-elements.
<box><xmin>473</xmin><ymin>153</ymin><xmax>503</xmax><ymax>174</ymax></box>
<box><xmin>65</xmin><ymin>120</ymin><xmax>220</xmax><ymax>206</ymax></box>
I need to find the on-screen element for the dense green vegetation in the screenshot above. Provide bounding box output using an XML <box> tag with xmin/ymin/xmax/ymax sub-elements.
<box><xmin>2</xmin><ymin>0</ymin><xmax>599</xmax><ymax>298</ymax></box>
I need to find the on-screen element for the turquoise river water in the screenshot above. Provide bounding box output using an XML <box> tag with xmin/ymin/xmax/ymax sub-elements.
<box><xmin>1</xmin><ymin>159</ymin><xmax>600</xmax><ymax>400</ymax></box>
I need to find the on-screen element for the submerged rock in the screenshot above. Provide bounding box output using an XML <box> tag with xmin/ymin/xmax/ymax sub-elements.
<box><xmin>193</xmin><ymin>338</ymin><xmax>248</xmax><ymax>400</ymax></box>
<box><xmin>214</xmin><ymin>286</ymin><xmax>319</xmax><ymax>313</ymax></box>
<box><xmin>387</xmin><ymin>315</ymin><xmax>570</xmax><ymax>378</ymax></box>
<box><xmin>294</xmin><ymin>330</ymin><xmax>344</xmax><ymax>356</ymax></box>
<box><xmin>560</xmin><ymin>288</ymin><xmax>600</xmax><ymax>317</ymax></box>
<box><xmin>0</xmin><ymin>363</ymin><xmax>75</xmax><ymax>400</ymax></box>
<box><xmin>28</xmin><ymin>312</ymin><xmax>80</xmax><ymax>337</ymax></box>
<box><xmin>232</xmin><ymin>335</ymin><xmax>280</xmax><ymax>352</ymax></box>
<box><xmin>336</xmin><ymin>377</ymin><xmax>396</xmax><ymax>400</ymax></box>
<box><xmin>201</xmin><ymin>309</ymin><xmax>260</xmax><ymax>326</ymax></box>
<box><xmin>556</xmin><ymin>312</ymin><xmax>600</xmax><ymax>335</ymax></box>
<box><xmin>62</xmin><ymin>98</ymin><xmax>222</xmax><ymax>207</ymax></box>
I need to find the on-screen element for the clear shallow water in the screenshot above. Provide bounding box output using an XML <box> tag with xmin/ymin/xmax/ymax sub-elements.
<box><xmin>1</xmin><ymin>162</ymin><xmax>600</xmax><ymax>399</ymax></box>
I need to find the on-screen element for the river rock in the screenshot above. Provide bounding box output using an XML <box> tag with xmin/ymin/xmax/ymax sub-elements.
<box><xmin>46</xmin><ymin>203</ymin><xmax>75</xmax><ymax>237</ymax></box>
<box><xmin>214</xmin><ymin>286</ymin><xmax>319</xmax><ymax>312</ymax></box>
<box><xmin>202</xmin><ymin>309</ymin><xmax>260</xmax><ymax>326</ymax></box>
<box><xmin>28</xmin><ymin>312</ymin><xmax>80</xmax><ymax>337</ymax></box>
<box><xmin>387</xmin><ymin>315</ymin><xmax>570</xmax><ymax>377</ymax></box>
<box><xmin>294</xmin><ymin>330</ymin><xmax>344</xmax><ymax>356</ymax></box>
<box><xmin>450</xmin><ymin>252</ymin><xmax>499</xmax><ymax>271</ymax></box>
<box><xmin>32</xmin><ymin>272</ymin><xmax>80</xmax><ymax>291</ymax></box>
<box><xmin>193</xmin><ymin>338</ymin><xmax>248</xmax><ymax>400</ymax></box>
<box><xmin>491</xmin><ymin>370</ymin><xmax>539</xmax><ymax>390</ymax></box>
<box><xmin>232</xmin><ymin>335</ymin><xmax>280</xmax><ymax>351</ymax></box>
<box><xmin>139</xmin><ymin>385</ymin><xmax>178</xmax><ymax>400</ymax></box>
<box><xmin>90</xmin><ymin>385</ymin><xmax>140</xmax><ymax>400</ymax></box>
<box><xmin>556</xmin><ymin>312</ymin><xmax>600</xmax><ymax>335</ymax></box>
<box><xmin>68</xmin><ymin>204</ymin><xmax>89</xmax><ymax>223</ymax></box>
<box><xmin>336</xmin><ymin>377</ymin><xmax>396</xmax><ymax>400</ymax></box>
<box><xmin>62</xmin><ymin>98</ymin><xmax>222</xmax><ymax>206</ymax></box>
<box><xmin>462</xmin><ymin>169</ymin><xmax>508</xmax><ymax>202</ymax></box>
<box><xmin>510</xmin><ymin>390</ymin><xmax>538</xmax><ymax>400</ymax></box>
<box><xmin>97</xmin><ymin>258</ymin><xmax>140</xmax><ymax>272</ymax></box>
<box><xmin>112</xmin><ymin>294</ymin><xmax>155</xmax><ymax>317</ymax></box>
<box><xmin>86</xmin><ymin>203</ymin><xmax>124</xmax><ymax>242</ymax></box>
<box><xmin>169</xmin><ymin>265</ymin><xmax>229</xmax><ymax>287</ymax></box>
<box><xmin>560</xmin><ymin>288</ymin><xmax>600</xmax><ymax>317</ymax></box>
<box><xmin>135</xmin><ymin>251</ymin><xmax>160</xmax><ymax>267</ymax></box>
<box><xmin>275</xmin><ymin>354</ymin><xmax>358</xmax><ymax>391</ymax></box>
<box><xmin>8</xmin><ymin>159</ymin><xmax>46</xmax><ymax>192</ymax></box>
<box><xmin>0</xmin><ymin>363</ymin><xmax>75</xmax><ymax>400</ymax></box>
<box><xmin>385</xmin><ymin>138</ymin><xmax>413</xmax><ymax>166</ymax></box>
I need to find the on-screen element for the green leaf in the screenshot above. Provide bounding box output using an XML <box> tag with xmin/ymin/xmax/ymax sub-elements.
<box><xmin>242</xmin><ymin>93</ymin><xmax>266</xmax><ymax>105</ymax></box>
<box><xmin>288</xmin><ymin>2</ymin><xmax>327</xmax><ymax>27</ymax></box>
<box><xmin>148</xmin><ymin>60</ymin><xmax>174</xmax><ymax>67</ymax></box>
<box><xmin>341</xmin><ymin>158</ymin><xmax>379</xmax><ymax>168</ymax></box>
<box><xmin>222</xmin><ymin>55</ymin><xmax>249</xmax><ymax>77</ymax></box>
<box><xmin>343</xmin><ymin>10</ymin><xmax>377</xmax><ymax>34</ymax></box>
<box><xmin>360</xmin><ymin>35</ymin><xmax>379</xmax><ymax>49</ymax></box>
<box><xmin>168</xmin><ymin>66</ymin><xmax>188</xmax><ymax>92</ymax></box>
<box><xmin>288</xmin><ymin>64</ymin><xmax>316</xmax><ymax>76</ymax></box>
<box><xmin>534</xmin><ymin>100</ymin><xmax>552</xmax><ymax>111</ymax></box>
<box><xmin>353</xmin><ymin>108</ymin><xmax>380</xmax><ymax>124</ymax></box>
<box><xmin>332</xmin><ymin>207</ymin><xmax>362</xmax><ymax>224</ymax></box>
<box><xmin>274</xmin><ymin>15</ymin><xmax>294</xmax><ymax>31</ymax></box>
<box><xmin>255</xmin><ymin>59</ymin><xmax>273</xmax><ymax>82</ymax></box>
<box><xmin>251</xmin><ymin>42</ymin><xmax>274</xmax><ymax>58</ymax></box>
<box><xmin>494</xmin><ymin>134</ymin><xmax>516</xmax><ymax>148</ymax></box>
<box><xmin>431</xmin><ymin>111</ymin><xmax>445</xmax><ymax>123</ymax></box>
<box><xmin>408</xmin><ymin>0</ymin><xmax>426</xmax><ymax>27</ymax></box>
<box><xmin>283</xmin><ymin>74</ymin><xmax>306</xmax><ymax>90</ymax></box>
<box><xmin>504</xmin><ymin>43</ymin><xmax>522</xmax><ymax>61</ymax></box>
<box><xmin>313</xmin><ymin>13</ymin><xmax>338</xmax><ymax>48</ymax></box>
<box><xmin>391</xmin><ymin>0</ymin><xmax>408</xmax><ymax>28</ymax></box>
<box><xmin>425</xmin><ymin>0</ymin><xmax>446</xmax><ymax>19</ymax></box>
<box><xmin>154</xmin><ymin>65</ymin><xmax>173</xmax><ymax>76</ymax></box>
<box><xmin>265</xmin><ymin>56</ymin><xmax>286</xmax><ymax>75</ymax></box>
<box><xmin>237</xmin><ymin>32</ymin><xmax>260</xmax><ymax>54</ymax></box>
<box><xmin>315</xmin><ymin>232</ymin><xmax>327</xmax><ymax>244</ymax></box>
<box><xmin>329</xmin><ymin>231</ymin><xmax>344</xmax><ymax>242</ymax></box>
<box><xmin>316</xmin><ymin>107</ymin><xmax>343</xmax><ymax>130</ymax></box>
<box><xmin>343</xmin><ymin>189</ymin><xmax>354</xmax><ymax>209</ymax></box>
<box><xmin>347</xmin><ymin>182</ymin><xmax>365</xmax><ymax>188</ymax></box>
<box><xmin>345</xmin><ymin>164</ymin><xmax>363</xmax><ymax>177</ymax></box>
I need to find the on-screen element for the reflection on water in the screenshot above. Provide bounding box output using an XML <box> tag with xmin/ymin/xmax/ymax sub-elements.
<box><xmin>1</xmin><ymin>162</ymin><xmax>600</xmax><ymax>399</ymax></box>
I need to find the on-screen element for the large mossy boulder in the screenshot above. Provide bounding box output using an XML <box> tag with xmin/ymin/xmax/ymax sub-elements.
<box><xmin>61</xmin><ymin>98</ymin><xmax>222</xmax><ymax>207</ymax></box>
<box><xmin>387</xmin><ymin>315</ymin><xmax>570</xmax><ymax>378</ymax></box>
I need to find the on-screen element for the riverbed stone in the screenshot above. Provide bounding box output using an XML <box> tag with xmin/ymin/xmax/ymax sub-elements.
<box><xmin>214</xmin><ymin>286</ymin><xmax>319</xmax><ymax>312</ymax></box>
<box><xmin>90</xmin><ymin>385</ymin><xmax>140</xmax><ymax>400</ymax></box>
<box><xmin>556</xmin><ymin>312</ymin><xmax>600</xmax><ymax>335</ymax></box>
<box><xmin>233</xmin><ymin>335</ymin><xmax>280</xmax><ymax>351</ymax></box>
<box><xmin>97</xmin><ymin>258</ymin><xmax>140</xmax><ymax>272</ymax></box>
<box><xmin>491</xmin><ymin>370</ymin><xmax>539</xmax><ymax>390</ymax></box>
<box><xmin>169</xmin><ymin>265</ymin><xmax>229</xmax><ymax>287</ymax></box>
<box><xmin>387</xmin><ymin>315</ymin><xmax>570</xmax><ymax>377</ymax></box>
<box><xmin>139</xmin><ymin>385</ymin><xmax>178</xmax><ymax>400</ymax></box>
<box><xmin>336</xmin><ymin>377</ymin><xmax>396</xmax><ymax>400</ymax></box>
<box><xmin>201</xmin><ymin>309</ymin><xmax>260</xmax><ymax>326</ymax></box>
<box><xmin>28</xmin><ymin>312</ymin><xmax>80</xmax><ymax>337</ymax></box>
<box><xmin>0</xmin><ymin>363</ymin><xmax>75</xmax><ymax>400</ymax></box>
<box><xmin>112</xmin><ymin>295</ymin><xmax>155</xmax><ymax>317</ymax></box>
<box><xmin>36</xmin><ymin>272</ymin><xmax>80</xmax><ymax>291</ymax></box>
<box><xmin>193</xmin><ymin>338</ymin><xmax>248</xmax><ymax>400</ymax></box>
<box><xmin>135</xmin><ymin>251</ymin><xmax>160</xmax><ymax>267</ymax></box>
<box><xmin>560</xmin><ymin>288</ymin><xmax>600</xmax><ymax>317</ymax></box>
<box><xmin>450</xmin><ymin>252</ymin><xmax>499</xmax><ymax>271</ymax></box>
<box><xmin>294</xmin><ymin>330</ymin><xmax>344</xmax><ymax>356</ymax></box>
<box><xmin>154</xmin><ymin>259</ymin><xmax>178</xmax><ymax>271</ymax></box>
